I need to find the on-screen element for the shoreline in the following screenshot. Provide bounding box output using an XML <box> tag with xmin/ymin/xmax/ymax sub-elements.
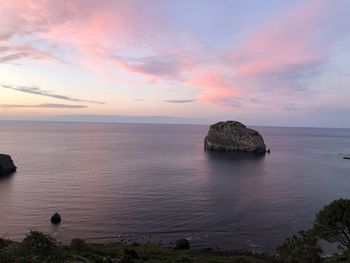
<box><xmin>0</xmin><ymin>231</ymin><xmax>343</xmax><ymax>262</ymax></box>
<box><xmin>0</xmin><ymin>231</ymin><xmax>272</xmax><ymax>263</ymax></box>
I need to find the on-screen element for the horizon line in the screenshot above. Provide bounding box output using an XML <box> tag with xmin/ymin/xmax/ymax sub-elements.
<box><xmin>0</xmin><ymin>116</ymin><xmax>348</xmax><ymax>129</ymax></box>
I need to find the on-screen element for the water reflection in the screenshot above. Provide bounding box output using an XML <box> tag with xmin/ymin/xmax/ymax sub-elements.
<box><xmin>199</xmin><ymin>150</ymin><xmax>269</xmax><ymax>250</ymax></box>
<box><xmin>205</xmin><ymin>151</ymin><xmax>266</xmax><ymax>162</ymax></box>
<box><xmin>0</xmin><ymin>122</ymin><xmax>350</xmax><ymax>252</ymax></box>
<box><xmin>0</xmin><ymin>171</ymin><xmax>16</xmax><ymax>181</ymax></box>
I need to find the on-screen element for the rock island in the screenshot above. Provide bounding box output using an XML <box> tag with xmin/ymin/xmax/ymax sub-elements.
<box><xmin>0</xmin><ymin>154</ymin><xmax>17</xmax><ymax>175</ymax></box>
<box><xmin>204</xmin><ymin>121</ymin><xmax>267</xmax><ymax>153</ymax></box>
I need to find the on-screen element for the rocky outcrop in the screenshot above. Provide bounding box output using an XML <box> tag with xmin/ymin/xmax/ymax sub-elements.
<box><xmin>51</xmin><ymin>213</ymin><xmax>62</xmax><ymax>224</ymax></box>
<box><xmin>0</xmin><ymin>154</ymin><xmax>17</xmax><ymax>175</ymax></box>
<box><xmin>204</xmin><ymin>121</ymin><xmax>267</xmax><ymax>153</ymax></box>
<box><xmin>174</xmin><ymin>239</ymin><xmax>190</xmax><ymax>250</ymax></box>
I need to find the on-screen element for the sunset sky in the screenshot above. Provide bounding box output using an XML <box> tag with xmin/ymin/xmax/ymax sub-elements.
<box><xmin>0</xmin><ymin>0</ymin><xmax>349</xmax><ymax>127</ymax></box>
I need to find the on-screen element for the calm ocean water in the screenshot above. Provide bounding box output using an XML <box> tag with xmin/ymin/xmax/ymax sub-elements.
<box><xmin>0</xmin><ymin>121</ymin><xmax>349</xmax><ymax>252</ymax></box>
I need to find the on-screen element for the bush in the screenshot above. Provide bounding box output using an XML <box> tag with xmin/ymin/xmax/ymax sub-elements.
<box><xmin>21</xmin><ymin>230</ymin><xmax>57</xmax><ymax>253</ymax></box>
<box><xmin>117</xmin><ymin>254</ymin><xmax>134</xmax><ymax>263</ymax></box>
<box><xmin>11</xmin><ymin>230</ymin><xmax>71</xmax><ymax>262</ymax></box>
<box><xmin>276</xmin><ymin>229</ymin><xmax>322</xmax><ymax>263</ymax></box>
<box><xmin>69</xmin><ymin>238</ymin><xmax>87</xmax><ymax>252</ymax></box>
<box><xmin>313</xmin><ymin>199</ymin><xmax>350</xmax><ymax>248</ymax></box>
<box><xmin>175</xmin><ymin>256</ymin><xmax>192</xmax><ymax>263</ymax></box>
<box><xmin>0</xmin><ymin>238</ymin><xmax>11</xmax><ymax>250</ymax></box>
<box><xmin>124</xmin><ymin>248</ymin><xmax>139</xmax><ymax>259</ymax></box>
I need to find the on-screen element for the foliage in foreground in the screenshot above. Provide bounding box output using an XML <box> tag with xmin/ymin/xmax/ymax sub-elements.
<box><xmin>313</xmin><ymin>199</ymin><xmax>350</xmax><ymax>249</ymax></box>
<box><xmin>0</xmin><ymin>231</ymin><xmax>269</xmax><ymax>263</ymax></box>
<box><xmin>276</xmin><ymin>229</ymin><xmax>322</xmax><ymax>263</ymax></box>
<box><xmin>277</xmin><ymin>198</ymin><xmax>350</xmax><ymax>262</ymax></box>
<box><xmin>3</xmin><ymin>199</ymin><xmax>350</xmax><ymax>262</ymax></box>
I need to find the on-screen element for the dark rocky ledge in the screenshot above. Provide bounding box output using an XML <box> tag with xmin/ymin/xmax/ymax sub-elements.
<box><xmin>0</xmin><ymin>154</ymin><xmax>17</xmax><ymax>175</ymax></box>
<box><xmin>204</xmin><ymin>121</ymin><xmax>267</xmax><ymax>153</ymax></box>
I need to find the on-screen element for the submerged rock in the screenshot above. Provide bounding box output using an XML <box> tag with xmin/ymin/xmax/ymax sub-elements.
<box><xmin>343</xmin><ymin>157</ymin><xmax>350</xmax><ymax>160</ymax></box>
<box><xmin>204</xmin><ymin>121</ymin><xmax>266</xmax><ymax>153</ymax></box>
<box><xmin>51</xmin><ymin>213</ymin><xmax>61</xmax><ymax>224</ymax></box>
<box><xmin>0</xmin><ymin>154</ymin><xmax>17</xmax><ymax>175</ymax></box>
<box><xmin>175</xmin><ymin>239</ymin><xmax>190</xmax><ymax>250</ymax></box>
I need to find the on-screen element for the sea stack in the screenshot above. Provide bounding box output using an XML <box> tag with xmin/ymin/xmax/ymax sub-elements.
<box><xmin>204</xmin><ymin>121</ymin><xmax>267</xmax><ymax>153</ymax></box>
<box><xmin>0</xmin><ymin>154</ymin><xmax>17</xmax><ymax>175</ymax></box>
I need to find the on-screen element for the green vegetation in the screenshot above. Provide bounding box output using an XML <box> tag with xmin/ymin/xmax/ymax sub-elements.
<box><xmin>0</xmin><ymin>231</ymin><xmax>269</xmax><ymax>263</ymax></box>
<box><xmin>3</xmin><ymin>199</ymin><xmax>350</xmax><ymax>262</ymax></box>
<box><xmin>276</xmin><ymin>199</ymin><xmax>350</xmax><ymax>262</ymax></box>
<box><xmin>276</xmin><ymin>230</ymin><xmax>322</xmax><ymax>263</ymax></box>
<box><xmin>313</xmin><ymin>199</ymin><xmax>350</xmax><ymax>249</ymax></box>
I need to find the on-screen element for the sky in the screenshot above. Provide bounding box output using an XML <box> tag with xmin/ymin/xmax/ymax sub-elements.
<box><xmin>0</xmin><ymin>0</ymin><xmax>349</xmax><ymax>127</ymax></box>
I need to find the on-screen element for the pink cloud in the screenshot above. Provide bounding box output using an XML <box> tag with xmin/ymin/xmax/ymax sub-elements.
<box><xmin>186</xmin><ymin>72</ymin><xmax>242</xmax><ymax>107</ymax></box>
<box><xmin>0</xmin><ymin>0</ymin><xmax>343</xmax><ymax>111</ymax></box>
<box><xmin>0</xmin><ymin>1</ymin><xmax>168</xmax><ymax>62</ymax></box>
<box><xmin>184</xmin><ymin>0</ymin><xmax>336</xmax><ymax>108</ymax></box>
<box><xmin>230</xmin><ymin>1</ymin><xmax>329</xmax><ymax>89</ymax></box>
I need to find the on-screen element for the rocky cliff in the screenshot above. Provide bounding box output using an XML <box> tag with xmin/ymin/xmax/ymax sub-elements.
<box><xmin>204</xmin><ymin>121</ymin><xmax>266</xmax><ymax>153</ymax></box>
<box><xmin>0</xmin><ymin>154</ymin><xmax>17</xmax><ymax>175</ymax></box>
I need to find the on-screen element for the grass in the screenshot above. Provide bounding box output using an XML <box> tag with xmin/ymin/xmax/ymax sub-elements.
<box><xmin>2</xmin><ymin>230</ymin><xmax>350</xmax><ymax>262</ymax></box>
<box><xmin>0</xmin><ymin>231</ymin><xmax>271</xmax><ymax>263</ymax></box>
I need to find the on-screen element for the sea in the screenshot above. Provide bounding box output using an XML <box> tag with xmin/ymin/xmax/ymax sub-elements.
<box><xmin>0</xmin><ymin>121</ymin><xmax>349</xmax><ymax>253</ymax></box>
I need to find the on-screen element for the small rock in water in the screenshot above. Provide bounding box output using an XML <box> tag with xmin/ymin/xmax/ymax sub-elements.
<box><xmin>174</xmin><ymin>238</ymin><xmax>190</xmax><ymax>250</ymax></box>
<box><xmin>343</xmin><ymin>156</ymin><xmax>350</xmax><ymax>160</ymax></box>
<box><xmin>51</xmin><ymin>212</ymin><xmax>61</xmax><ymax>224</ymax></box>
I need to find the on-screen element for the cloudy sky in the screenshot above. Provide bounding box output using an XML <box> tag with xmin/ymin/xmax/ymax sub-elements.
<box><xmin>0</xmin><ymin>0</ymin><xmax>349</xmax><ymax>127</ymax></box>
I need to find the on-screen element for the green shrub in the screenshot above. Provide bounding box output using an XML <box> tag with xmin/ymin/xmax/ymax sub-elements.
<box><xmin>276</xmin><ymin>229</ymin><xmax>322</xmax><ymax>263</ymax></box>
<box><xmin>21</xmin><ymin>230</ymin><xmax>57</xmax><ymax>253</ymax></box>
<box><xmin>124</xmin><ymin>248</ymin><xmax>139</xmax><ymax>259</ymax></box>
<box><xmin>175</xmin><ymin>256</ymin><xmax>192</xmax><ymax>263</ymax></box>
<box><xmin>117</xmin><ymin>254</ymin><xmax>134</xmax><ymax>263</ymax></box>
<box><xmin>313</xmin><ymin>199</ymin><xmax>350</xmax><ymax>249</ymax></box>
<box><xmin>69</xmin><ymin>238</ymin><xmax>87</xmax><ymax>252</ymax></box>
<box><xmin>0</xmin><ymin>238</ymin><xmax>11</xmax><ymax>250</ymax></box>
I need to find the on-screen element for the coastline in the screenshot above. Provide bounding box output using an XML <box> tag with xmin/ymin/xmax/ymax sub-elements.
<box><xmin>0</xmin><ymin>231</ymin><xmax>271</xmax><ymax>263</ymax></box>
<box><xmin>0</xmin><ymin>231</ymin><xmax>345</xmax><ymax>262</ymax></box>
